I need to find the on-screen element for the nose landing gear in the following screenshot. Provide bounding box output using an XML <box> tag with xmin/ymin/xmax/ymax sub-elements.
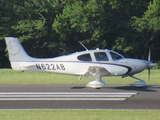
<box><xmin>130</xmin><ymin>76</ymin><xmax>146</xmax><ymax>88</ymax></box>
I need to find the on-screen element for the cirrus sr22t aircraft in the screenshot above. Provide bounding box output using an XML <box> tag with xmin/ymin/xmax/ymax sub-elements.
<box><xmin>5</xmin><ymin>37</ymin><xmax>156</xmax><ymax>89</ymax></box>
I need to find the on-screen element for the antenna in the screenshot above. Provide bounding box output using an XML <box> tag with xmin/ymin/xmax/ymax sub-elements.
<box><xmin>79</xmin><ymin>41</ymin><xmax>88</xmax><ymax>51</ymax></box>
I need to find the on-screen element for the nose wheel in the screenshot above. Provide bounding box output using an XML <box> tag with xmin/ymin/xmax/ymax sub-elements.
<box><xmin>130</xmin><ymin>76</ymin><xmax>146</xmax><ymax>87</ymax></box>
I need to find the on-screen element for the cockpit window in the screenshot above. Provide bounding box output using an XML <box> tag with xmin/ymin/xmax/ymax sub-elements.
<box><xmin>77</xmin><ymin>53</ymin><xmax>92</xmax><ymax>61</ymax></box>
<box><xmin>94</xmin><ymin>52</ymin><xmax>109</xmax><ymax>61</ymax></box>
<box><xmin>110</xmin><ymin>52</ymin><xmax>123</xmax><ymax>60</ymax></box>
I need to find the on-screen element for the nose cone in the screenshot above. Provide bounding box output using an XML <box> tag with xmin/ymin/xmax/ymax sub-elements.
<box><xmin>142</xmin><ymin>60</ymin><xmax>156</xmax><ymax>69</ymax></box>
<box><xmin>147</xmin><ymin>61</ymin><xmax>156</xmax><ymax>68</ymax></box>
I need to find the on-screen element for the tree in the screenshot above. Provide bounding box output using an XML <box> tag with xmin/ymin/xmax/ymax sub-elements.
<box><xmin>53</xmin><ymin>0</ymin><xmax>152</xmax><ymax>56</ymax></box>
<box><xmin>112</xmin><ymin>0</ymin><xmax>155</xmax><ymax>59</ymax></box>
<box><xmin>0</xmin><ymin>0</ymin><xmax>21</xmax><ymax>67</ymax></box>
<box><xmin>0</xmin><ymin>0</ymin><xmax>66</xmax><ymax>67</ymax></box>
<box><xmin>53</xmin><ymin>0</ymin><xmax>108</xmax><ymax>51</ymax></box>
<box><xmin>131</xmin><ymin>0</ymin><xmax>160</xmax><ymax>60</ymax></box>
<box><xmin>10</xmin><ymin>0</ymin><xmax>66</xmax><ymax>57</ymax></box>
<box><xmin>1</xmin><ymin>0</ymin><xmax>159</xmax><ymax>68</ymax></box>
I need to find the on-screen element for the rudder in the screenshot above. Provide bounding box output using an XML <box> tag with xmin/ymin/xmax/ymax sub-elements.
<box><xmin>5</xmin><ymin>37</ymin><xmax>34</xmax><ymax>70</ymax></box>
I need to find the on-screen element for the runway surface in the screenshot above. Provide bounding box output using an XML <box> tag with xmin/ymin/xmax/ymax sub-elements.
<box><xmin>0</xmin><ymin>84</ymin><xmax>160</xmax><ymax>109</ymax></box>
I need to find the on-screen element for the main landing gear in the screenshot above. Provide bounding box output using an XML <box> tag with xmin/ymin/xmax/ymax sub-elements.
<box><xmin>86</xmin><ymin>76</ymin><xmax>106</xmax><ymax>89</ymax></box>
<box><xmin>86</xmin><ymin>68</ymin><xmax>106</xmax><ymax>89</ymax></box>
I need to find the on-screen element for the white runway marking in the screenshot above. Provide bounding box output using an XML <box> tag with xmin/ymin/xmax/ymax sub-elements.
<box><xmin>0</xmin><ymin>92</ymin><xmax>137</xmax><ymax>101</ymax></box>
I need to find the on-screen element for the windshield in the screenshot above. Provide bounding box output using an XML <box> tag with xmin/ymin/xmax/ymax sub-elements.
<box><xmin>110</xmin><ymin>51</ymin><xmax>124</xmax><ymax>60</ymax></box>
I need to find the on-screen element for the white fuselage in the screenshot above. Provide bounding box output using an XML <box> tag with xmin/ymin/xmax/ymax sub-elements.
<box><xmin>5</xmin><ymin>37</ymin><xmax>156</xmax><ymax>88</ymax></box>
<box><xmin>11</xmin><ymin>49</ymin><xmax>149</xmax><ymax>77</ymax></box>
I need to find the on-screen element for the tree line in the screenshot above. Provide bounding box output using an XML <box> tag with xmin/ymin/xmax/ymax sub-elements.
<box><xmin>0</xmin><ymin>0</ymin><xmax>160</xmax><ymax>68</ymax></box>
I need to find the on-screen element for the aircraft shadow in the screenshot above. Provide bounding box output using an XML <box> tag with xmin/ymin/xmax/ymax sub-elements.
<box><xmin>71</xmin><ymin>86</ymin><xmax>86</xmax><ymax>89</ymax></box>
<box><xmin>71</xmin><ymin>85</ymin><xmax>158</xmax><ymax>92</ymax></box>
<box><xmin>107</xmin><ymin>85</ymin><xmax>157</xmax><ymax>92</ymax></box>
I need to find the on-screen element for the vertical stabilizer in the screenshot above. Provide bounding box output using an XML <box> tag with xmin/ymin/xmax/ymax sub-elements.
<box><xmin>5</xmin><ymin>37</ymin><xmax>34</xmax><ymax>70</ymax></box>
<box><xmin>5</xmin><ymin>37</ymin><xmax>33</xmax><ymax>62</ymax></box>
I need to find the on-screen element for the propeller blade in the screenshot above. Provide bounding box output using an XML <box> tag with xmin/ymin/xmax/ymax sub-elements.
<box><xmin>148</xmin><ymin>68</ymin><xmax>150</xmax><ymax>80</ymax></box>
<box><xmin>147</xmin><ymin>48</ymin><xmax>151</xmax><ymax>80</ymax></box>
<box><xmin>148</xmin><ymin>48</ymin><xmax>151</xmax><ymax>62</ymax></box>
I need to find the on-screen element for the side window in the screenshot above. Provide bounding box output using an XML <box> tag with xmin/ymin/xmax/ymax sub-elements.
<box><xmin>94</xmin><ymin>52</ymin><xmax>108</xmax><ymax>61</ymax></box>
<box><xmin>77</xmin><ymin>54</ymin><xmax>92</xmax><ymax>61</ymax></box>
<box><xmin>110</xmin><ymin>52</ymin><xmax>123</xmax><ymax>60</ymax></box>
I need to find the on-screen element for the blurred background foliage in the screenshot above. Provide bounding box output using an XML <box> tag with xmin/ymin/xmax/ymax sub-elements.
<box><xmin>0</xmin><ymin>0</ymin><xmax>159</xmax><ymax>68</ymax></box>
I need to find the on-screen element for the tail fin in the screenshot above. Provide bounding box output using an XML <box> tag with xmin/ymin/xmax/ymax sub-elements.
<box><xmin>5</xmin><ymin>37</ymin><xmax>34</xmax><ymax>70</ymax></box>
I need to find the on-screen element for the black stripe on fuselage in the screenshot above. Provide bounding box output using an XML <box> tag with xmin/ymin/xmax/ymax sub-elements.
<box><xmin>30</xmin><ymin>61</ymin><xmax>132</xmax><ymax>75</ymax></box>
<box><xmin>88</xmin><ymin>62</ymin><xmax>132</xmax><ymax>75</ymax></box>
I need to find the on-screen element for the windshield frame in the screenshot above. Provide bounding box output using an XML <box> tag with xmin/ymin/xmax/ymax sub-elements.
<box><xmin>109</xmin><ymin>51</ymin><xmax>124</xmax><ymax>60</ymax></box>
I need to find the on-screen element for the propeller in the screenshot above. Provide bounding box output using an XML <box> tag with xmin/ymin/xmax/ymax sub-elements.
<box><xmin>147</xmin><ymin>48</ymin><xmax>151</xmax><ymax>80</ymax></box>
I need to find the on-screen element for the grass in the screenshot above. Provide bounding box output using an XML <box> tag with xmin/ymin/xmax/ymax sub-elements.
<box><xmin>0</xmin><ymin>110</ymin><xmax>160</xmax><ymax>120</ymax></box>
<box><xmin>0</xmin><ymin>69</ymin><xmax>160</xmax><ymax>85</ymax></box>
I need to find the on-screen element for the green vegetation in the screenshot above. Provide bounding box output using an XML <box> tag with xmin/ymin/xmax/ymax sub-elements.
<box><xmin>0</xmin><ymin>69</ymin><xmax>159</xmax><ymax>85</ymax></box>
<box><xmin>0</xmin><ymin>0</ymin><xmax>160</xmax><ymax>68</ymax></box>
<box><xmin>0</xmin><ymin>110</ymin><xmax>160</xmax><ymax>120</ymax></box>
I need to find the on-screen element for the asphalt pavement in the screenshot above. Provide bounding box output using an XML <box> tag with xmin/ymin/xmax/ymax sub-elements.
<box><xmin>0</xmin><ymin>84</ymin><xmax>159</xmax><ymax>109</ymax></box>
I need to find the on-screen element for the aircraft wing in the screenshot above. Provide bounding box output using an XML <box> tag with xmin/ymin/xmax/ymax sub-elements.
<box><xmin>84</xmin><ymin>66</ymin><xmax>110</xmax><ymax>77</ymax></box>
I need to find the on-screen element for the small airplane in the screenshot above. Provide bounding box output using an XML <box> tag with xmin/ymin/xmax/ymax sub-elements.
<box><xmin>5</xmin><ymin>37</ymin><xmax>156</xmax><ymax>88</ymax></box>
